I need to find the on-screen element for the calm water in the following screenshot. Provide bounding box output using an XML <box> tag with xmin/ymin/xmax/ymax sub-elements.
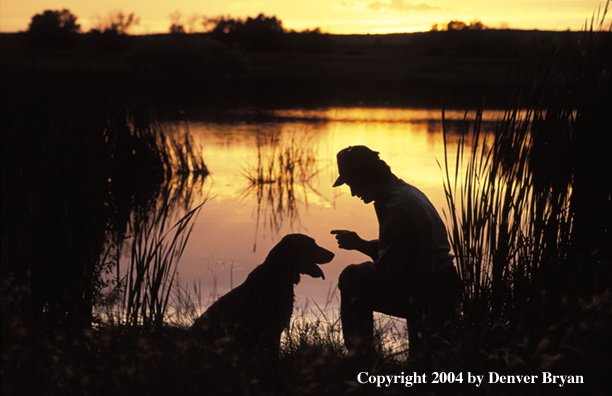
<box><xmin>171</xmin><ymin>108</ymin><xmax>487</xmax><ymax>315</ymax></box>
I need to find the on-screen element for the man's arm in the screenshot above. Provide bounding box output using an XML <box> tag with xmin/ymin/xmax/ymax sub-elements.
<box><xmin>331</xmin><ymin>230</ymin><xmax>379</xmax><ymax>261</ymax></box>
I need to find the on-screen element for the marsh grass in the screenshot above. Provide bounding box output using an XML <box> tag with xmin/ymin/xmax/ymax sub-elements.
<box><xmin>240</xmin><ymin>129</ymin><xmax>328</xmax><ymax>250</ymax></box>
<box><xmin>102</xmin><ymin>199</ymin><xmax>205</xmax><ymax>328</ymax></box>
<box><xmin>440</xmin><ymin>3</ymin><xmax>611</xmax><ymax>386</ymax></box>
<box><xmin>92</xmin><ymin>114</ymin><xmax>210</xmax><ymax>328</ymax></box>
<box><xmin>164</xmin><ymin>126</ymin><xmax>208</xmax><ymax>177</ymax></box>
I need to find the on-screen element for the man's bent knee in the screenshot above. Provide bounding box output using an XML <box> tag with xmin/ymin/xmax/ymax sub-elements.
<box><xmin>338</xmin><ymin>264</ymin><xmax>358</xmax><ymax>290</ymax></box>
<box><xmin>338</xmin><ymin>262</ymin><xmax>374</xmax><ymax>291</ymax></box>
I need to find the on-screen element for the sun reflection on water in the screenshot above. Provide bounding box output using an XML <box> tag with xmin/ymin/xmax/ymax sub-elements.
<box><xmin>169</xmin><ymin>108</ymin><xmax>472</xmax><ymax>322</ymax></box>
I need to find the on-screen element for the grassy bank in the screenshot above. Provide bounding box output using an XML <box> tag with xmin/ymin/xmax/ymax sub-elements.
<box><xmin>2</xmin><ymin>302</ymin><xmax>609</xmax><ymax>396</ymax></box>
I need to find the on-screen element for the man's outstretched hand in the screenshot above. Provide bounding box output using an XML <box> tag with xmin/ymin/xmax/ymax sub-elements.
<box><xmin>331</xmin><ymin>230</ymin><xmax>379</xmax><ymax>260</ymax></box>
<box><xmin>331</xmin><ymin>230</ymin><xmax>362</xmax><ymax>250</ymax></box>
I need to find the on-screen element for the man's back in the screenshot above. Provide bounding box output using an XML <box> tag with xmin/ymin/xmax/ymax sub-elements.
<box><xmin>374</xmin><ymin>178</ymin><xmax>454</xmax><ymax>277</ymax></box>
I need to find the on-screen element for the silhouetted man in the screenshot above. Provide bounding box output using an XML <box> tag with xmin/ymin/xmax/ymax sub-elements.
<box><xmin>331</xmin><ymin>145</ymin><xmax>461</xmax><ymax>356</ymax></box>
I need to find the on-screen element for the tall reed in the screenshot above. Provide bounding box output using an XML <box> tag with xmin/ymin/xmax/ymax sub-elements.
<box><xmin>99</xmin><ymin>124</ymin><xmax>209</xmax><ymax>328</ymax></box>
<box><xmin>441</xmin><ymin>5</ymin><xmax>611</xmax><ymax>338</ymax></box>
<box><xmin>121</xmin><ymin>198</ymin><xmax>204</xmax><ymax>328</ymax></box>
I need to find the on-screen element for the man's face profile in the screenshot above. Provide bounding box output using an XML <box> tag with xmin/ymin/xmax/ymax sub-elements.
<box><xmin>346</xmin><ymin>175</ymin><xmax>375</xmax><ymax>204</ymax></box>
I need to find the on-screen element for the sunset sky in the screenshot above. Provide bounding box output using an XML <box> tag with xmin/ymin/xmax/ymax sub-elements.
<box><xmin>1</xmin><ymin>1</ymin><xmax>608</xmax><ymax>35</ymax></box>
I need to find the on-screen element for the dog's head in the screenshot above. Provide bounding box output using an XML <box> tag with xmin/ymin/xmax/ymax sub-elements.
<box><xmin>266</xmin><ymin>234</ymin><xmax>335</xmax><ymax>284</ymax></box>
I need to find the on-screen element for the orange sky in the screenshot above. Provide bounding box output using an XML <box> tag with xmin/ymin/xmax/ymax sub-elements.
<box><xmin>1</xmin><ymin>1</ymin><xmax>609</xmax><ymax>34</ymax></box>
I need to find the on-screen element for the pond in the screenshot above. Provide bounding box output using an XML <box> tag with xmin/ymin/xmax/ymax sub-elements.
<box><xmin>170</xmin><ymin>108</ymin><xmax>491</xmax><ymax>317</ymax></box>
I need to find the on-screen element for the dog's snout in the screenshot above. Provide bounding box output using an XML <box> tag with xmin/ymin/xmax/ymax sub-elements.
<box><xmin>317</xmin><ymin>247</ymin><xmax>335</xmax><ymax>264</ymax></box>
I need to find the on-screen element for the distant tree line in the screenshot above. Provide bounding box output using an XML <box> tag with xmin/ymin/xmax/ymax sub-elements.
<box><xmin>204</xmin><ymin>14</ymin><xmax>285</xmax><ymax>51</ymax></box>
<box><xmin>86</xmin><ymin>11</ymin><xmax>140</xmax><ymax>51</ymax></box>
<box><xmin>25</xmin><ymin>9</ymin><xmax>80</xmax><ymax>48</ymax></box>
<box><xmin>25</xmin><ymin>9</ymin><xmax>139</xmax><ymax>50</ymax></box>
<box><xmin>24</xmin><ymin>9</ymin><xmax>330</xmax><ymax>53</ymax></box>
<box><xmin>431</xmin><ymin>19</ymin><xmax>488</xmax><ymax>32</ymax></box>
<box><xmin>166</xmin><ymin>12</ymin><xmax>329</xmax><ymax>53</ymax></box>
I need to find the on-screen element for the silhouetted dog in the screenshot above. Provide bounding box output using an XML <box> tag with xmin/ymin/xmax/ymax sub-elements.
<box><xmin>191</xmin><ymin>234</ymin><xmax>334</xmax><ymax>358</ymax></box>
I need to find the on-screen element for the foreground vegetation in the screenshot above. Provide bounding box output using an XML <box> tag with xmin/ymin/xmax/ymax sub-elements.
<box><xmin>2</xmin><ymin>6</ymin><xmax>611</xmax><ymax>396</ymax></box>
<box><xmin>2</xmin><ymin>301</ymin><xmax>609</xmax><ymax>396</ymax></box>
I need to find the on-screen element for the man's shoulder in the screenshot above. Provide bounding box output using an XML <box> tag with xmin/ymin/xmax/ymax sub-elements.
<box><xmin>378</xmin><ymin>180</ymin><xmax>411</xmax><ymax>215</ymax></box>
<box><xmin>389</xmin><ymin>179</ymin><xmax>417</xmax><ymax>202</ymax></box>
<box><xmin>387</xmin><ymin>179</ymin><xmax>435</xmax><ymax>213</ymax></box>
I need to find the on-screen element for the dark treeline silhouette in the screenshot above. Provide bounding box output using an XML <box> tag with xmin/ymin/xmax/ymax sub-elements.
<box><xmin>24</xmin><ymin>9</ymin><xmax>139</xmax><ymax>51</ymax></box>
<box><xmin>17</xmin><ymin>7</ymin><xmax>590</xmax><ymax>59</ymax></box>
<box><xmin>332</xmin><ymin>28</ymin><xmax>579</xmax><ymax>59</ymax></box>
<box><xmin>21</xmin><ymin>9</ymin><xmax>330</xmax><ymax>53</ymax></box>
<box><xmin>204</xmin><ymin>13</ymin><xmax>331</xmax><ymax>53</ymax></box>
<box><xmin>447</xmin><ymin>20</ymin><xmax>486</xmax><ymax>30</ymax></box>
<box><xmin>87</xmin><ymin>11</ymin><xmax>140</xmax><ymax>51</ymax></box>
<box><xmin>25</xmin><ymin>9</ymin><xmax>80</xmax><ymax>48</ymax></box>
<box><xmin>16</xmin><ymin>8</ymin><xmax>591</xmax><ymax>61</ymax></box>
<box><xmin>6</xmin><ymin>8</ymin><xmax>609</xmax><ymax>110</ymax></box>
<box><xmin>208</xmin><ymin>13</ymin><xmax>284</xmax><ymax>51</ymax></box>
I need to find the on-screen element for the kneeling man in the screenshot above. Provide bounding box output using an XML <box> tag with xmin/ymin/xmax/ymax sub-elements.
<box><xmin>331</xmin><ymin>145</ymin><xmax>461</xmax><ymax>356</ymax></box>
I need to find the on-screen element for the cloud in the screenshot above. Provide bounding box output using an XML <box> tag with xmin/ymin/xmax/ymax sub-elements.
<box><xmin>367</xmin><ymin>0</ymin><xmax>440</xmax><ymax>12</ymax></box>
<box><xmin>333</xmin><ymin>1</ymin><xmax>442</xmax><ymax>14</ymax></box>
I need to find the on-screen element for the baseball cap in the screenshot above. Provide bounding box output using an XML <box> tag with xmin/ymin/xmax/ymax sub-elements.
<box><xmin>332</xmin><ymin>145</ymin><xmax>381</xmax><ymax>187</ymax></box>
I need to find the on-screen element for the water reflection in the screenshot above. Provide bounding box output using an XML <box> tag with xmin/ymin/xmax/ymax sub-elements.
<box><xmin>177</xmin><ymin>108</ymin><xmax>476</xmax><ymax>311</ymax></box>
<box><xmin>98</xmin><ymin>128</ymin><xmax>211</xmax><ymax>326</ymax></box>
<box><xmin>163</xmin><ymin>126</ymin><xmax>211</xmax><ymax>210</ymax></box>
<box><xmin>240</xmin><ymin>130</ymin><xmax>327</xmax><ymax>251</ymax></box>
<box><xmin>274</xmin><ymin>108</ymin><xmax>463</xmax><ymax>122</ymax></box>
